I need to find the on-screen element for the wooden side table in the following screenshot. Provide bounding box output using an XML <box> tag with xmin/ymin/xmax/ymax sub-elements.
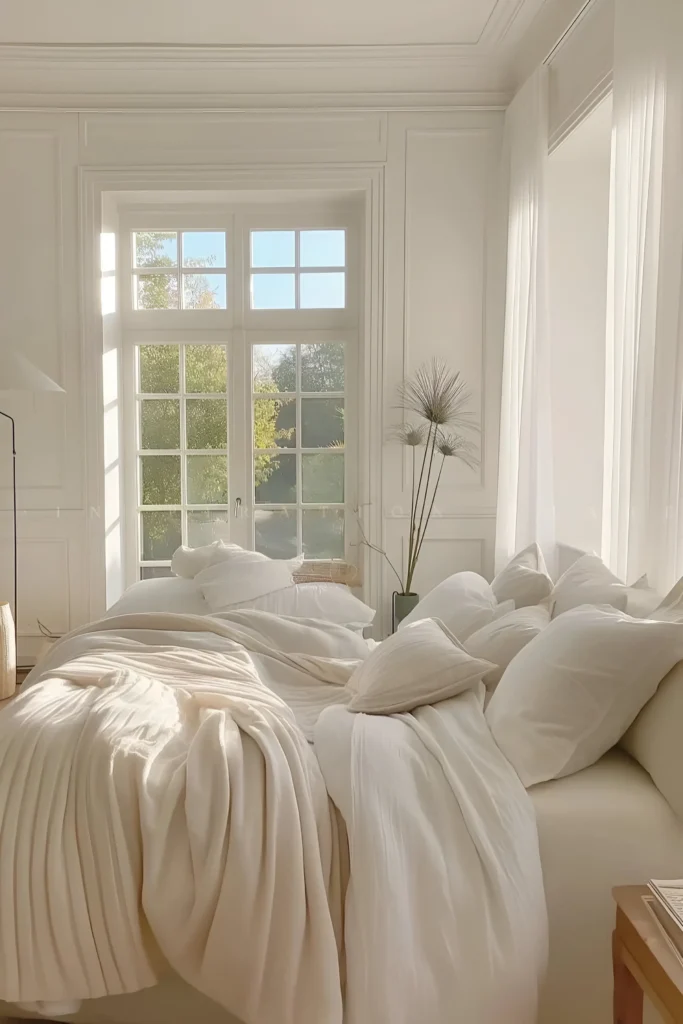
<box><xmin>613</xmin><ymin>885</ymin><xmax>683</xmax><ymax>1023</ymax></box>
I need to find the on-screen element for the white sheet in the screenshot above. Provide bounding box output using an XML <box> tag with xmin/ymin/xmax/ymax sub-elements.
<box><xmin>4</xmin><ymin>610</ymin><xmax>547</xmax><ymax>1024</ymax></box>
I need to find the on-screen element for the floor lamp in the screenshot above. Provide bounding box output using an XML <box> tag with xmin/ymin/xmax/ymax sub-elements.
<box><xmin>1</xmin><ymin>352</ymin><xmax>65</xmax><ymax>676</ymax></box>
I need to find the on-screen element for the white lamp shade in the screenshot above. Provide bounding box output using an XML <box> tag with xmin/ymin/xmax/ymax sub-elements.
<box><xmin>0</xmin><ymin>351</ymin><xmax>64</xmax><ymax>393</ymax></box>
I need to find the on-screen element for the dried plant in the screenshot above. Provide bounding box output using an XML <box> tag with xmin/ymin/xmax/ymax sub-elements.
<box><xmin>360</xmin><ymin>360</ymin><xmax>479</xmax><ymax>596</ymax></box>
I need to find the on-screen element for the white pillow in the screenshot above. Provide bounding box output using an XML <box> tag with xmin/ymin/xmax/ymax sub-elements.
<box><xmin>197</xmin><ymin>556</ymin><xmax>301</xmax><ymax>609</ymax></box>
<box><xmin>626</xmin><ymin>574</ymin><xmax>663</xmax><ymax>618</ymax></box>
<box><xmin>171</xmin><ymin>541</ymin><xmax>260</xmax><ymax>579</ymax></box>
<box><xmin>211</xmin><ymin>581</ymin><xmax>375</xmax><ymax>629</ymax></box>
<box><xmin>347</xmin><ymin>618</ymin><xmax>494</xmax><ymax>714</ymax></box>
<box><xmin>464</xmin><ymin>604</ymin><xmax>550</xmax><ymax>688</ymax></box>
<box><xmin>550</xmin><ymin>554</ymin><xmax>629</xmax><ymax>617</ymax></box>
<box><xmin>491</xmin><ymin>543</ymin><xmax>552</xmax><ymax>608</ymax></box>
<box><xmin>486</xmin><ymin>604</ymin><xmax>683</xmax><ymax>787</ymax></box>
<box><xmin>399</xmin><ymin>571</ymin><xmax>503</xmax><ymax>641</ymax></box>
<box><xmin>106</xmin><ymin>576</ymin><xmax>208</xmax><ymax>617</ymax></box>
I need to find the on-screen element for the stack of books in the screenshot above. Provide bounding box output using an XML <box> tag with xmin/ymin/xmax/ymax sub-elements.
<box><xmin>645</xmin><ymin>880</ymin><xmax>683</xmax><ymax>959</ymax></box>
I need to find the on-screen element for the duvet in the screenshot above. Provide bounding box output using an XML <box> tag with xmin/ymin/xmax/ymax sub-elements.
<box><xmin>0</xmin><ymin>611</ymin><xmax>547</xmax><ymax>1024</ymax></box>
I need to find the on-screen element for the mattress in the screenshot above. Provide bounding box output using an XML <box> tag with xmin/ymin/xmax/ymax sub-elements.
<box><xmin>533</xmin><ymin>748</ymin><xmax>683</xmax><ymax>1024</ymax></box>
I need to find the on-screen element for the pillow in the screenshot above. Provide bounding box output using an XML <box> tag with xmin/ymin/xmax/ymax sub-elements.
<box><xmin>626</xmin><ymin>574</ymin><xmax>663</xmax><ymax>618</ymax></box>
<box><xmin>171</xmin><ymin>541</ymin><xmax>268</xmax><ymax>579</ymax></box>
<box><xmin>399</xmin><ymin>571</ymin><xmax>504</xmax><ymax>641</ymax></box>
<box><xmin>106</xmin><ymin>576</ymin><xmax>208</xmax><ymax>617</ymax></box>
<box><xmin>485</xmin><ymin>604</ymin><xmax>683</xmax><ymax>787</ymax></box>
<box><xmin>211</xmin><ymin>581</ymin><xmax>375</xmax><ymax>629</ymax></box>
<box><xmin>491</xmin><ymin>543</ymin><xmax>552</xmax><ymax>608</ymax></box>
<box><xmin>464</xmin><ymin>604</ymin><xmax>550</xmax><ymax>688</ymax></box>
<box><xmin>653</xmin><ymin>575</ymin><xmax>683</xmax><ymax>618</ymax></box>
<box><xmin>550</xmin><ymin>554</ymin><xmax>629</xmax><ymax>617</ymax></box>
<box><xmin>347</xmin><ymin>618</ymin><xmax>494</xmax><ymax>714</ymax></box>
<box><xmin>197</xmin><ymin>556</ymin><xmax>301</xmax><ymax>609</ymax></box>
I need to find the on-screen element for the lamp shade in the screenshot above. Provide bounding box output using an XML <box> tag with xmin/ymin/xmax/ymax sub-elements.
<box><xmin>0</xmin><ymin>351</ymin><xmax>64</xmax><ymax>393</ymax></box>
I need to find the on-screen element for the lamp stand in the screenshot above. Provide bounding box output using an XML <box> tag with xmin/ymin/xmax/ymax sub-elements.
<box><xmin>0</xmin><ymin>410</ymin><xmax>17</xmax><ymax>667</ymax></box>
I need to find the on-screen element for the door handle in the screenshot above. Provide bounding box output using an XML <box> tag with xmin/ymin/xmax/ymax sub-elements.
<box><xmin>233</xmin><ymin>497</ymin><xmax>242</xmax><ymax>517</ymax></box>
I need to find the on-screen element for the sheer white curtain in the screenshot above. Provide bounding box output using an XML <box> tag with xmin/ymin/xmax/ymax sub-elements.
<box><xmin>495</xmin><ymin>68</ymin><xmax>556</xmax><ymax>574</ymax></box>
<box><xmin>602</xmin><ymin>0</ymin><xmax>683</xmax><ymax>592</ymax></box>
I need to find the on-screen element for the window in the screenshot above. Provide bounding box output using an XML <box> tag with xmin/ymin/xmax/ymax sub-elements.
<box><xmin>252</xmin><ymin>341</ymin><xmax>346</xmax><ymax>559</ymax></box>
<box><xmin>122</xmin><ymin>207</ymin><xmax>358</xmax><ymax>583</ymax></box>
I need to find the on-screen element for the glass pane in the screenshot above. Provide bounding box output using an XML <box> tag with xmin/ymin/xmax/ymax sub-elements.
<box><xmin>254</xmin><ymin>397</ymin><xmax>296</xmax><ymax>449</ymax></box>
<box><xmin>187</xmin><ymin>510</ymin><xmax>229</xmax><ymax>547</ymax></box>
<box><xmin>136</xmin><ymin>273</ymin><xmax>178</xmax><ymax>310</ymax></box>
<box><xmin>300</xmin><ymin>230</ymin><xmax>345</xmax><ymax>268</ymax></box>
<box><xmin>186</xmin><ymin>399</ymin><xmax>228</xmax><ymax>449</ymax></box>
<box><xmin>253</xmin><ymin>344</ymin><xmax>296</xmax><ymax>392</ymax></box>
<box><xmin>140</xmin><ymin>566</ymin><xmax>174</xmax><ymax>580</ymax></box>
<box><xmin>300</xmin><ymin>272</ymin><xmax>345</xmax><ymax>309</ymax></box>
<box><xmin>302</xmin><ymin>453</ymin><xmax>344</xmax><ymax>503</ymax></box>
<box><xmin>182</xmin><ymin>273</ymin><xmax>227</xmax><ymax>310</ymax></box>
<box><xmin>251</xmin><ymin>273</ymin><xmax>295</xmax><ymax>310</ymax></box>
<box><xmin>301</xmin><ymin>343</ymin><xmax>345</xmax><ymax>392</ymax></box>
<box><xmin>187</xmin><ymin>455</ymin><xmax>228</xmax><ymax>504</ymax></box>
<box><xmin>141</xmin><ymin>511</ymin><xmax>181</xmax><ymax>561</ymax></box>
<box><xmin>302</xmin><ymin>508</ymin><xmax>345</xmax><ymax>559</ymax></box>
<box><xmin>134</xmin><ymin>231</ymin><xmax>177</xmax><ymax>268</ymax></box>
<box><xmin>140</xmin><ymin>399</ymin><xmax>180</xmax><ymax>450</ymax></box>
<box><xmin>185</xmin><ymin>345</ymin><xmax>227</xmax><ymax>393</ymax></box>
<box><xmin>254</xmin><ymin>452</ymin><xmax>296</xmax><ymax>504</ymax></box>
<box><xmin>181</xmin><ymin>231</ymin><xmax>226</xmax><ymax>268</ymax></box>
<box><xmin>255</xmin><ymin>509</ymin><xmax>298</xmax><ymax>559</ymax></box>
<box><xmin>140</xmin><ymin>455</ymin><xmax>181</xmax><ymax>505</ymax></box>
<box><xmin>301</xmin><ymin>398</ymin><xmax>344</xmax><ymax>448</ymax></box>
<box><xmin>251</xmin><ymin>230</ymin><xmax>295</xmax><ymax>268</ymax></box>
<box><xmin>139</xmin><ymin>345</ymin><xmax>179</xmax><ymax>394</ymax></box>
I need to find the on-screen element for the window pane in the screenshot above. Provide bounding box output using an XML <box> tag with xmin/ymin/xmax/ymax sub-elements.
<box><xmin>302</xmin><ymin>453</ymin><xmax>344</xmax><ymax>503</ymax></box>
<box><xmin>141</xmin><ymin>511</ymin><xmax>181</xmax><ymax>561</ymax></box>
<box><xmin>134</xmin><ymin>231</ymin><xmax>177</xmax><ymax>268</ymax></box>
<box><xmin>301</xmin><ymin>343</ymin><xmax>345</xmax><ymax>392</ymax></box>
<box><xmin>185</xmin><ymin>345</ymin><xmax>227</xmax><ymax>393</ymax></box>
<box><xmin>139</xmin><ymin>345</ymin><xmax>179</xmax><ymax>394</ymax></box>
<box><xmin>251</xmin><ymin>273</ymin><xmax>295</xmax><ymax>310</ymax></box>
<box><xmin>300</xmin><ymin>230</ymin><xmax>345</xmax><ymax>268</ymax></box>
<box><xmin>181</xmin><ymin>231</ymin><xmax>226</xmax><ymax>268</ymax></box>
<box><xmin>254</xmin><ymin>452</ymin><xmax>296</xmax><ymax>504</ymax></box>
<box><xmin>187</xmin><ymin>510</ymin><xmax>229</xmax><ymax>547</ymax></box>
<box><xmin>186</xmin><ymin>398</ymin><xmax>228</xmax><ymax>449</ymax></box>
<box><xmin>255</xmin><ymin>509</ymin><xmax>298</xmax><ymax>558</ymax></box>
<box><xmin>301</xmin><ymin>398</ymin><xmax>344</xmax><ymax>448</ymax></box>
<box><xmin>254</xmin><ymin>397</ymin><xmax>296</xmax><ymax>449</ymax></box>
<box><xmin>251</xmin><ymin>230</ymin><xmax>295</xmax><ymax>268</ymax></box>
<box><xmin>140</xmin><ymin>399</ymin><xmax>180</xmax><ymax>450</ymax></box>
<box><xmin>182</xmin><ymin>273</ymin><xmax>227</xmax><ymax>310</ymax></box>
<box><xmin>141</xmin><ymin>455</ymin><xmax>181</xmax><ymax>505</ymax></box>
<box><xmin>187</xmin><ymin>455</ymin><xmax>228</xmax><ymax>504</ymax></box>
<box><xmin>140</xmin><ymin>566</ymin><xmax>174</xmax><ymax>580</ymax></box>
<box><xmin>300</xmin><ymin>272</ymin><xmax>345</xmax><ymax>309</ymax></box>
<box><xmin>136</xmin><ymin>273</ymin><xmax>178</xmax><ymax>310</ymax></box>
<box><xmin>302</xmin><ymin>508</ymin><xmax>345</xmax><ymax>559</ymax></box>
<box><xmin>253</xmin><ymin>344</ymin><xmax>296</xmax><ymax>392</ymax></box>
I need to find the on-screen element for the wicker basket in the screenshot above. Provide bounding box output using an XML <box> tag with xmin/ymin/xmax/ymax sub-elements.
<box><xmin>0</xmin><ymin>602</ymin><xmax>16</xmax><ymax>699</ymax></box>
<box><xmin>292</xmin><ymin>559</ymin><xmax>361</xmax><ymax>587</ymax></box>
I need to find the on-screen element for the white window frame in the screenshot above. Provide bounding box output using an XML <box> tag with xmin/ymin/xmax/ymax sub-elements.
<box><xmin>118</xmin><ymin>200</ymin><xmax>361</xmax><ymax>585</ymax></box>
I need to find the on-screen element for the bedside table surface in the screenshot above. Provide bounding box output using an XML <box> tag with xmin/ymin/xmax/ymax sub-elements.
<box><xmin>613</xmin><ymin>885</ymin><xmax>683</xmax><ymax>1022</ymax></box>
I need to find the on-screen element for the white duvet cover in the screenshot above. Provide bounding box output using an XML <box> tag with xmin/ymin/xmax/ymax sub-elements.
<box><xmin>0</xmin><ymin>611</ymin><xmax>547</xmax><ymax>1024</ymax></box>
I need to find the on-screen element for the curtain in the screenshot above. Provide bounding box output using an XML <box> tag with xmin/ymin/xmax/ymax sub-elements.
<box><xmin>602</xmin><ymin>0</ymin><xmax>683</xmax><ymax>593</ymax></box>
<box><xmin>495</xmin><ymin>67</ymin><xmax>556</xmax><ymax>574</ymax></box>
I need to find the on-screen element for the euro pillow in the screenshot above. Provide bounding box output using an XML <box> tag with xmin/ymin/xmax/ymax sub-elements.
<box><xmin>348</xmin><ymin>617</ymin><xmax>494</xmax><ymax>714</ymax></box>
<box><xmin>196</xmin><ymin>556</ymin><xmax>301</xmax><ymax>609</ymax></box>
<box><xmin>492</xmin><ymin>543</ymin><xmax>552</xmax><ymax>608</ymax></box>
<box><xmin>106</xmin><ymin>576</ymin><xmax>208</xmax><ymax>617</ymax></box>
<box><xmin>464</xmin><ymin>604</ymin><xmax>550</xmax><ymax>688</ymax></box>
<box><xmin>171</xmin><ymin>541</ymin><xmax>264</xmax><ymax>579</ymax></box>
<box><xmin>486</xmin><ymin>604</ymin><xmax>683</xmax><ymax>787</ymax></box>
<box><xmin>549</xmin><ymin>554</ymin><xmax>630</xmax><ymax>617</ymax></box>
<box><xmin>206</xmin><ymin>579</ymin><xmax>375</xmax><ymax>629</ymax></box>
<box><xmin>399</xmin><ymin>571</ymin><xmax>504</xmax><ymax>641</ymax></box>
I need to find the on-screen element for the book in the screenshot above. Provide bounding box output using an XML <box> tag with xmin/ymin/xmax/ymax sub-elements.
<box><xmin>645</xmin><ymin>880</ymin><xmax>683</xmax><ymax>960</ymax></box>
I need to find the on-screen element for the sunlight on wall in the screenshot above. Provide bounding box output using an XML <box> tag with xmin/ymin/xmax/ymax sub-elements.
<box><xmin>100</xmin><ymin>232</ymin><xmax>116</xmax><ymax>316</ymax></box>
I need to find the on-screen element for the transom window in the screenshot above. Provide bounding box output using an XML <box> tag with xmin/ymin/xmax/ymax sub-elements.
<box><xmin>250</xmin><ymin>229</ymin><xmax>346</xmax><ymax>310</ymax></box>
<box><xmin>133</xmin><ymin>231</ymin><xmax>227</xmax><ymax>310</ymax></box>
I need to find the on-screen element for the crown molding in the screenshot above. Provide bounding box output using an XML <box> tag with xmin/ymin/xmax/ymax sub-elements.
<box><xmin>0</xmin><ymin>42</ymin><xmax>514</xmax><ymax>110</ymax></box>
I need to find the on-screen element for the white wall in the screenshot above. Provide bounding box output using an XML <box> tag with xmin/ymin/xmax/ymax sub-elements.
<box><xmin>0</xmin><ymin>102</ymin><xmax>505</xmax><ymax>651</ymax></box>
<box><xmin>547</xmin><ymin>96</ymin><xmax>612</xmax><ymax>558</ymax></box>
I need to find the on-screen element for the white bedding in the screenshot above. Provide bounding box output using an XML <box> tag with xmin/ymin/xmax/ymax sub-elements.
<box><xmin>1</xmin><ymin>610</ymin><xmax>547</xmax><ymax>1024</ymax></box>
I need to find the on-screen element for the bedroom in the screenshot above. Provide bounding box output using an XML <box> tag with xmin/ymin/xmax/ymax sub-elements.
<box><xmin>1</xmin><ymin>0</ymin><xmax>683</xmax><ymax>1021</ymax></box>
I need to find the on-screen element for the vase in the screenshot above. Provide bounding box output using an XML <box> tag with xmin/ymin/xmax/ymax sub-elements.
<box><xmin>392</xmin><ymin>591</ymin><xmax>420</xmax><ymax>632</ymax></box>
<box><xmin>0</xmin><ymin>602</ymin><xmax>16</xmax><ymax>699</ymax></box>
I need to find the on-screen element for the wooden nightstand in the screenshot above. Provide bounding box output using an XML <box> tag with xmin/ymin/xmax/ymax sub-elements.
<box><xmin>613</xmin><ymin>885</ymin><xmax>683</xmax><ymax>1023</ymax></box>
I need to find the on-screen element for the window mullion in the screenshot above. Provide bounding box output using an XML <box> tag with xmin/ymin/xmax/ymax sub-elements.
<box><xmin>179</xmin><ymin>343</ymin><xmax>188</xmax><ymax>544</ymax></box>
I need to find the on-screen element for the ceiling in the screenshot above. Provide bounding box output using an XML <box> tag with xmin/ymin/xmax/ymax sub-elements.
<box><xmin>0</xmin><ymin>0</ymin><xmax>544</xmax><ymax>48</ymax></box>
